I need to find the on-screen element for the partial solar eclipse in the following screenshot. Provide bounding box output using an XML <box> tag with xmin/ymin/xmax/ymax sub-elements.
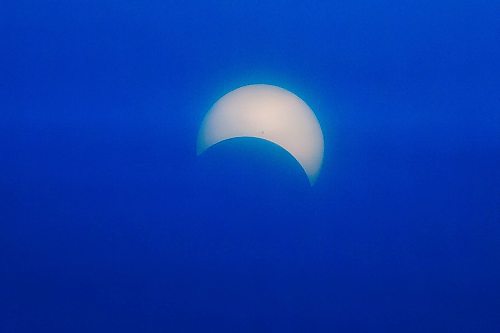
<box><xmin>197</xmin><ymin>84</ymin><xmax>324</xmax><ymax>185</ymax></box>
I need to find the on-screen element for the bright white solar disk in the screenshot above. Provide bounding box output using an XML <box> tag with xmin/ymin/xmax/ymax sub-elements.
<box><xmin>197</xmin><ymin>84</ymin><xmax>324</xmax><ymax>185</ymax></box>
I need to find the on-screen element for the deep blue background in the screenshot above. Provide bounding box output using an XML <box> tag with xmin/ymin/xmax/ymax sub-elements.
<box><xmin>1</xmin><ymin>1</ymin><xmax>499</xmax><ymax>332</ymax></box>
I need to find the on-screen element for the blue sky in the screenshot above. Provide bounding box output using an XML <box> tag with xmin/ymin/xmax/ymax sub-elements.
<box><xmin>1</xmin><ymin>1</ymin><xmax>499</xmax><ymax>332</ymax></box>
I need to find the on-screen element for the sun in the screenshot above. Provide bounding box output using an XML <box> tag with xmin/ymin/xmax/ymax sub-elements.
<box><xmin>197</xmin><ymin>84</ymin><xmax>324</xmax><ymax>185</ymax></box>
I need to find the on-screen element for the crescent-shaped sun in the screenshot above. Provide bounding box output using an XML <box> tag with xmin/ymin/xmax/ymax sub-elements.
<box><xmin>197</xmin><ymin>84</ymin><xmax>324</xmax><ymax>185</ymax></box>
